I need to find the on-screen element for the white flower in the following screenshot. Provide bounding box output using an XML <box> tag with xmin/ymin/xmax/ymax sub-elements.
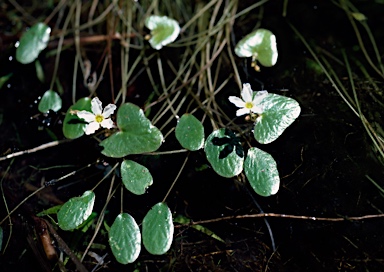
<box><xmin>77</xmin><ymin>97</ymin><xmax>117</xmax><ymax>135</ymax></box>
<box><xmin>228</xmin><ymin>83</ymin><xmax>268</xmax><ymax>116</ymax></box>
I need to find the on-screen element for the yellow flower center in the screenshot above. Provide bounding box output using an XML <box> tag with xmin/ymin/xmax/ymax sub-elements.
<box><xmin>95</xmin><ymin>114</ymin><xmax>104</xmax><ymax>123</ymax></box>
<box><xmin>245</xmin><ymin>102</ymin><xmax>254</xmax><ymax>109</ymax></box>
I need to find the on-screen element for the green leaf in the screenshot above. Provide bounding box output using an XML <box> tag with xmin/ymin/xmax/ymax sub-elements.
<box><xmin>109</xmin><ymin>213</ymin><xmax>141</xmax><ymax>264</ymax></box>
<box><xmin>145</xmin><ymin>15</ymin><xmax>180</xmax><ymax>50</ymax></box>
<box><xmin>16</xmin><ymin>23</ymin><xmax>51</xmax><ymax>64</ymax></box>
<box><xmin>62</xmin><ymin>97</ymin><xmax>91</xmax><ymax>139</ymax></box>
<box><xmin>38</xmin><ymin>90</ymin><xmax>62</xmax><ymax>113</ymax></box>
<box><xmin>175</xmin><ymin>114</ymin><xmax>204</xmax><ymax>151</ymax></box>
<box><xmin>142</xmin><ymin>202</ymin><xmax>174</xmax><ymax>255</ymax></box>
<box><xmin>100</xmin><ymin>103</ymin><xmax>163</xmax><ymax>158</ymax></box>
<box><xmin>121</xmin><ymin>160</ymin><xmax>153</xmax><ymax>195</ymax></box>
<box><xmin>57</xmin><ymin>190</ymin><xmax>95</xmax><ymax>230</ymax></box>
<box><xmin>204</xmin><ymin>129</ymin><xmax>244</xmax><ymax>178</ymax></box>
<box><xmin>254</xmin><ymin>93</ymin><xmax>301</xmax><ymax>144</ymax></box>
<box><xmin>244</xmin><ymin>147</ymin><xmax>280</xmax><ymax>196</ymax></box>
<box><xmin>35</xmin><ymin>59</ymin><xmax>45</xmax><ymax>82</ymax></box>
<box><xmin>0</xmin><ymin>73</ymin><xmax>12</xmax><ymax>89</ymax></box>
<box><xmin>235</xmin><ymin>28</ymin><xmax>278</xmax><ymax>67</ymax></box>
<box><xmin>174</xmin><ymin>215</ymin><xmax>225</xmax><ymax>243</ymax></box>
<box><xmin>36</xmin><ymin>204</ymin><xmax>62</xmax><ymax>216</ymax></box>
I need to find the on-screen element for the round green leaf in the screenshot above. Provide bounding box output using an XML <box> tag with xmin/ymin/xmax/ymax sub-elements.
<box><xmin>57</xmin><ymin>190</ymin><xmax>95</xmax><ymax>230</ymax></box>
<box><xmin>121</xmin><ymin>160</ymin><xmax>153</xmax><ymax>195</ymax></box>
<box><xmin>244</xmin><ymin>147</ymin><xmax>280</xmax><ymax>197</ymax></box>
<box><xmin>175</xmin><ymin>114</ymin><xmax>204</xmax><ymax>151</ymax></box>
<box><xmin>142</xmin><ymin>202</ymin><xmax>174</xmax><ymax>255</ymax></box>
<box><xmin>235</xmin><ymin>28</ymin><xmax>278</xmax><ymax>67</ymax></box>
<box><xmin>38</xmin><ymin>90</ymin><xmax>62</xmax><ymax>113</ymax></box>
<box><xmin>204</xmin><ymin>128</ymin><xmax>244</xmax><ymax>178</ymax></box>
<box><xmin>16</xmin><ymin>23</ymin><xmax>51</xmax><ymax>64</ymax></box>
<box><xmin>100</xmin><ymin>103</ymin><xmax>163</xmax><ymax>158</ymax></box>
<box><xmin>109</xmin><ymin>213</ymin><xmax>141</xmax><ymax>264</ymax></box>
<box><xmin>254</xmin><ymin>94</ymin><xmax>301</xmax><ymax>144</ymax></box>
<box><xmin>62</xmin><ymin>97</ymin><xmax>92</xmax><ymax>139</ymax></box>
<box><xmin>145</xmin><ymin>15</ymin><xmax>180</xmax><ymax>50</ymax></box>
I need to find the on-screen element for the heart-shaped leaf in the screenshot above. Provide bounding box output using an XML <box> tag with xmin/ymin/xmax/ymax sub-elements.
<box><xmin>235</xmin><ymin>28</ymin><xmax>278</xmax><ymax>67</ymax></box>
<box><xmin>121</xmin><ymin>160</ymin><xmax>153</xmax><ymax>195</ymax></box>
<box><xmin>109</xmin><ymin>213</ymin><xmax>141</xmax><ymax>264</ymax></box>
<box><xmin>57</xmin><ymin>190</ymin><xmax>95</xmax><ymax>230</ymax></box>
<box><xmin>254</xmin><ymin>93</ymin><xmax>300</xmax><ymax>144</ymax></box>
<box><xmin>204</xmin><ymin>128</ymin><xmax>244</xmax><ymax>178</ymax></box>
<box><xmin>145</xmin><ymin>15</ymin><xmax>180</xmax><ymax>50</ymax></box>
<box><xmin>244</xmin><ymin>147</ymin><xmax>280</xmax><ymax>196</ymax></box>
<box><xmin>16</xmin><ymin>23</ymin><xmax>51</xmax><ymax>64</ymax></box>
<box><xmin>38</xmin><ymin>90</ymin><xmax>62</xmax><ymax>113</ymax></box>
<box><xmin>100</xmin><ymin>103</ymin><xmax>163</xmax><ymax>158</ymax></box>
<box><xmin>175</xmin><ymin>114</ymin><xmax>204</xmax><ymax>151</ymax></box>
<box><xmin>142</xmin><ymin>202</ymin><xmax>174</xmax><ymax>255</ymax></box>
<box><xmin>62</xmin><ymin>97</ymin><xmax>92</xmax><ymax>139</ymax></box>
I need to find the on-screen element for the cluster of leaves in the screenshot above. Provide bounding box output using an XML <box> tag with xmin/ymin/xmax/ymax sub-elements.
<box><xmin>12</xmin><ymin>13</ymin><xmax>300</xmax><ymax>265</ymax></box>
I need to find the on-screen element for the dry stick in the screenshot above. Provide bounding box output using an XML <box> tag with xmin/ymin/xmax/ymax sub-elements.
<box><xmin>44</xmin><ymin>219</ymin><xmax>88</xmax><ymax>272</ymax></box>
<box><xmin>0</xmin><ymin>139</ymin><xmax>72</xmax><ymax>162</ymax></box>
<box><xmin>162</xmin><ymin>154</ymin><xmax>189</xmax><ymax>203</ymax></box>
<box><xmin>184</xmin><ymin>213</ymin><xmax>384</xmax><ymax>226</ymax></box>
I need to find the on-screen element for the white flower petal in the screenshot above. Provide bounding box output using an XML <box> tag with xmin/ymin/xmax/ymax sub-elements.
<box><xmin>241</xmin><ymin>83</ymin><xmax>253</xmax><ymax>102</ymax></box>
<box><xmin>101</xmin><ymin>118</ymin><xmax>114</xmax><ymax>129</ymax></box>
<box><xmin>91</xmin><ymin>97</ymin><xmax>103</xmax><ymax>115</ymax></box>
<box><xmin>236</xmin><ymin>108</ymin><xmax>250</xmax><ymax>116</ymax></box>
<box><xmin>228</xmin><ymin>96</ymin><xmax>246</xmax><ymax>108</ymax></box>
<box><xmin>253</xmin><ymin>90</ymin><xmax>268</xmax><ymax>104</ymax></box>
<box><xmin>250</xmin><ymin>105</ymin><xmax>264</xmax><ymax>114</ymax></box>
<box><xmin>102</xmin><ymin>104</ymin><xmax>117</xmax><ymax>118</ymax></box>
<box><xmin>77</xmin><ymin>110</ymin><xmax>96</xmax><ymax>123</ymax></box>
<box><xmin>84</xmin><ymin>121</ymin><xmax>100</xmax><ymax>135</ymax></box>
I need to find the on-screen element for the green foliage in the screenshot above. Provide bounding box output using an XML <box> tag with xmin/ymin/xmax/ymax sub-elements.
<box><xmin>16</xmin><ymin>23</ymin><xmax>51</xmax><ymax>64</ymax></box>
<box><xmin>109</xmin><ymin>213</ymin><xmax>141</xmax><ymax>264</ymax></box>
<box><xmin>38</xmin><ymin>90</ymin><xmax>62</xmax><ymax>113</ymax></box>
<box><xmin>235</xmin><ymin>28</ymin><xmax>278</xmax><ymax>67</ymax></box>
<box><xmin>62</xmin><ymin>97</ymin><xmax>92</xmax><ymax>139</ymax></box>
<box><xmin>253</xmin><ymin>93</ymin><xmax>301</xmax><ymax>144</ymax></box>
<box><xmin>145</xmin><ymin>15</ymin><xmax>180</xmax><ymax>50</ymax></box>
<box><xmin>100</xmin><ymin>103</ymin><xmax>163</xmax><ymax>157</ymax></box>
<box><xmin>0</xmin><ymin>73</ymin><xmax>12</xmax><ymax>89</ymax></box>
<box><xmin>175</xmin><ymin>114</ymin><xmax>205</xmax><ymax>150</ymax></box>
<box><xmin>142</xmin><ymin>202</ymin><xmax>174</xmax><ymax>255</ymax></box>
<box><xmin>57</xmin><ymin>190</ymin><xmax>95</xmax><ymax>230</ymax></box>
<box><xmin>244</xmin><ymin>147</ymin><xmax>280</xmax><ymax>196</ymax></box>
<box><xmin>204</xmin><ymin>128</ymin><xmax>244</xmax><ymax>178</ymax></box>
<box><xmin>121</xmin><ymin>160</ymin><xmax>153</xmax><ymax>195</ymax></box>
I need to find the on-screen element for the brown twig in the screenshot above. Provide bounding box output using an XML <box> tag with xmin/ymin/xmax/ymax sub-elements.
<box><xmin>179</xmin><ymin>213</ymin><xmax>384</xmax><ymax>226</ymax></box>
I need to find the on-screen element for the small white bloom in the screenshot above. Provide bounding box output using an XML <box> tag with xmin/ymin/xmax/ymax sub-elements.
<box><xmin>228</xmin><ymin>83</ymin><xmax>268</xmax><ymax>116</ymax></box>
<box><xmin>77</xmin><ymin>97</ymin><xmax>117</xmax><ymax>135</ymax></box>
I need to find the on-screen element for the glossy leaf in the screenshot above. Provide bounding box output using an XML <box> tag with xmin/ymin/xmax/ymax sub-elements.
<box><xmin>38</xmin><ymin>90</ymin><xmax>62</xmax><ymax>113</ymax></box>
<box><xmin>175</xmin><ymin>114</ymin><xmax>204</xmax><ymax>150</ymax></box>
<box><xmin>121</xmin><ymin>160</ymin><xmax>153</xmax><ymax>195</ymax></box>
<box><xmin>109</xmin><ymin>213</ymin><xmax>141</xmax><ymax>264</ymax></box>
<box><xmin>254</xmin><ymin>93</ymin><xmax>301</xmax><ymax>144</ymax></box>
<box><xmin>235</xmin><ymin>28</ymin><xmax>278</xmax><ymax>67</ymax></box>
<box><xmin>142</xmin><ymin>202</ymin><xmax>174</xmax><ymax>255</ymax></box>
<box><xmin>62</xmin><ymin>97</ymin><xmax>91</xmax><ymax>139</ymax></box>
<box><xmin>145</xmin><ymin>15</ymin><xmax>180</xmax><ymax>50</ymax></box>
<box><xmin>100</xmin><ymin>103</ymin><xmax>163</xmax><ymax>158</ymax></box>
<box><xmin>204</xmin><ymin>128</ymin><xmax>244</xmax><ymax>178</ymax></box>
<box><xmin>244</xmin><ymin>147</ymin><xmax>280</xmax><ymax>196</ymax></box>
<box><xmin>57</xmin><ymin>191</ymin><xmax>95</xmax><ymax>230</ymax></box>
<box><xmin>16</xmin><ymin>23</ymin><xmax>51</xmax><ymax>64</ymax></box>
